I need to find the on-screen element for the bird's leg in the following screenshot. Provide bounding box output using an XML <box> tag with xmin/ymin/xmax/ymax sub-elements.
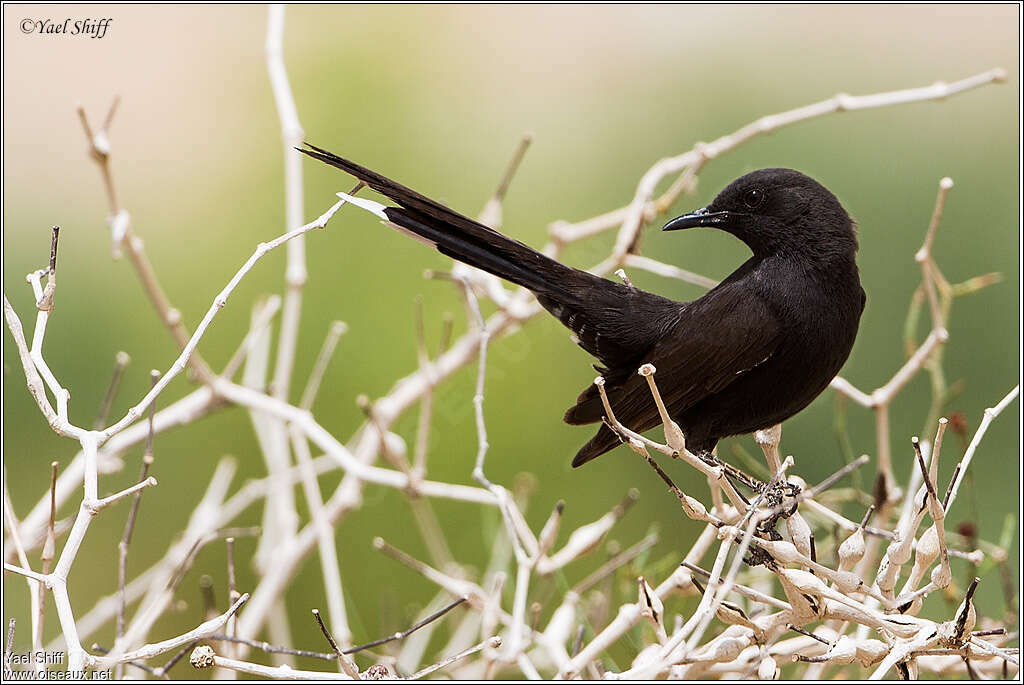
<box><xmin>695</xmin><ymin>448</ymin><xmax>801</xmax><ymax>539</ymax></box>
<box><xmin>696</xmin><ymin>449</ymin><xmax>766</xmax><ymax>494</ymax></box>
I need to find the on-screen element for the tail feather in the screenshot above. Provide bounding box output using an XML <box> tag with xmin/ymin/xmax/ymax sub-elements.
<box><xmin>300</xmin><ymin>143</ymin><xmax>637</xmax><ymax>469</ymax></box>
<box><xmin>563</xmin><ymin>384</ymin><xmax>606</xmax><ymax>425</ymax></box>
<box><xmin>383</xmin><ymin>206</ymin><xmax>567</xmax><ymax>295</ymax></box>
<box><xmin>572</xmin><ymin>423</ymin><xmax>624</xmax><ymax>467</ymax></box>
<box><xmin>301</xmin><ymin>143</ymin><xmax>487</xmax><ymax>234</ymax></box>
<box><xmin>300</xmin><ymin>143</ymin><xmax>579</xmax><ymax>297</ymax></box>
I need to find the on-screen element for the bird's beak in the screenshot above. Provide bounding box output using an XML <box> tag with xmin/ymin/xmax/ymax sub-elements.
<box><xmin>663</xmin><ymin>207</ymin><xmax>731</xmax><ymax>231</ymax></box>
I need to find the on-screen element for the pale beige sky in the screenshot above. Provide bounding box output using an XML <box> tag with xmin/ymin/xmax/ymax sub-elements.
<box><xmin>4</xmin><ymin>4</ymin><xmax>1016</xmax><ymax>158</ymax></box>
<box><xmin>3</xmin><ymin>4</ymin><xmax>1017</xmax><ymax>217</ymax></box>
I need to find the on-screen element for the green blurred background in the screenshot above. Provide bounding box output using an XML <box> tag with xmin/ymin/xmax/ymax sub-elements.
<box><xmin>3</xmin><ymin>4</ymin><xmax>1019</xmax><ymax>673</ymax></box>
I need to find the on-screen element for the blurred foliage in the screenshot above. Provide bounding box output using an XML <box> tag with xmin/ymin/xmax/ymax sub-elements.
<box><xmin>2</xmin><ymin>4</ymin><xmax>1018</xmax><ymax>673</ymax></box>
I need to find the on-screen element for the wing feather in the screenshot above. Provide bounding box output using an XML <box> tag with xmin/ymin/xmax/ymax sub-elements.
<box><xmin>566</xmin><ymin>284</ymin><xmax>781</xmax><ymax>433</ymax></box>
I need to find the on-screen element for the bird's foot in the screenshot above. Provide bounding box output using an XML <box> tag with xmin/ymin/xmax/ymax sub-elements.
<box><xmin>695</xmin><ymin>449</ymin><xmax>802</xmax><ymax>544</ymax></box>
<box><xmin>762</xmin><ymin>479</ymin><xmax>802</xmax><ymax>514</ymax></box>
<box><xmin>753</xmin><ymin>478</ymin><xmax>802</xmax><ymax>540</ymax></box>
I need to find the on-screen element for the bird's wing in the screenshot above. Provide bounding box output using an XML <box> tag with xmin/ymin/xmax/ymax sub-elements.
<box><xmin>565</xmin><ymin>284</ymin><xmax>781</xmax><ymax>430</ymax></box>
<box><xmin>539</xmin><ymin>283</ymin><xmax>685</xmax><ymax>378</ymax></box>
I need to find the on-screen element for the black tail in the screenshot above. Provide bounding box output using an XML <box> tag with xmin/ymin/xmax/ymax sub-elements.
<box><xmin>299</xmin><ymin>143</ymin><xmax>580</xmax><ymax>297</ymax></box>
<box><xmin>299</xmin><ymin>144</ymin><xmax>665</xmax><ymax>470</ymax></box>
<box><xmin>571</xmin><ymin>423</ymin><xmax>624</xmax><ymax>467</ymax></box>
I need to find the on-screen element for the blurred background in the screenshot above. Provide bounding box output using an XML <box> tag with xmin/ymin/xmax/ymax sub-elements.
<box><xmin>3</xmin><ymin>4</ymin><xmax>1019</xmax><ymax>674</ymax></box>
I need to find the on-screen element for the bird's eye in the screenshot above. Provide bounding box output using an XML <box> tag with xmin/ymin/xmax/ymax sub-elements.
<box><xmin>743</xmin><ymin>188</ymin><xmax>764</xmax><ymax>209</ymax></box>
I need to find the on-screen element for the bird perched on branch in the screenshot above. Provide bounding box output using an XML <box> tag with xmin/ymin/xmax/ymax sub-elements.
<box><xmin>300</xmin><ymin>144</ymin><xmax>865</xmax><ymax>467</ymax></box>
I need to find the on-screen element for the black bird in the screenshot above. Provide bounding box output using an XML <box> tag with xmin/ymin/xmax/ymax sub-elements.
<box><xmin>299</xmin><ymin>144</ymin><xmax>865</xmax><ymax>467</ymax></box>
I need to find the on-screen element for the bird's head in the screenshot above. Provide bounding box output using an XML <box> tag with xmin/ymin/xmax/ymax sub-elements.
<box><xmin>663</xmin><ymin>168</ymin><xmax>857</xmax><ymax>260</ymax></box>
